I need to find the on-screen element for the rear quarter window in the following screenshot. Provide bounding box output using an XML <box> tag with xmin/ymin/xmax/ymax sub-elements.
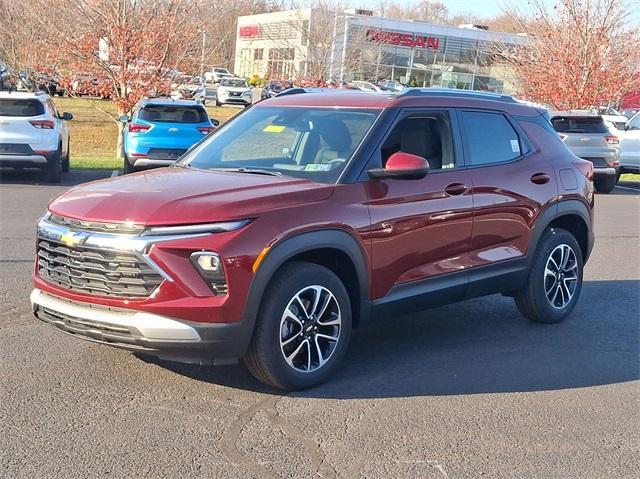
<box><xmin>551</xmin><ymin>116</ymin><xmax>608</xmax><ymax>133</ymax></box>
<box><xmin>0</xmin><ymin>99</ymin><xmax>45</xmax><ymax>117</ymax></box>
<box><xmin>138</xmin><ymin>105</ymin><xmax>208</xmax><ymax>123</ymax></box>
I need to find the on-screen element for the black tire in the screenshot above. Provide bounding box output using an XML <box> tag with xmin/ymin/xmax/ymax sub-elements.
<box><xmin>45</xmin><ymin>145</ymin><xmax>62</xmax><ymax>183</ymax></box>
<box><xmin>244</xmin><ymin>262</ymin><xmax>352</xmax><ymax>390</ymax></box>
<box><xmin>61</xmin><ymin>141</ymin><xmax>70</xmax><ymax>173</ymax></box>
<box><xmin>123</xmin><ymin>154</ymin><xmax>135</xmax><ymax>174</ymax></box>
<box><xmin>594</xmin><ymin>175</ymin><xmax>617</xmax><ymax>193</ymax></box>
<box><xmin>514</xmin><ymin>228</ymin><xmax>583</xmax><ymax>323</ymax></box>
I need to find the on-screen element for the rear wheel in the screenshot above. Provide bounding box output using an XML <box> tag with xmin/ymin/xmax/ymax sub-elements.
<box><xmin>514</xmin><ymin>228</ymin><xmax>583</xmax><ymax>323</ymax></box>
<box><xmin>244</xmin><ymin>262</ymin><xmax>352</xmax><ymax>390</ymax></box>
<box><xmin>594</xmin><ymin>175</ymin><xmax>617</xmax><ymax>193</ymax></box>
<box><xmin>44</xmin><ymin>144</ymin><xmax>62</xmax><ymax>183</ymax></box>
<box><xmin>123</xmin><ymin>154</ymin><xmax>135</xmax><ymax>174</ymax></box>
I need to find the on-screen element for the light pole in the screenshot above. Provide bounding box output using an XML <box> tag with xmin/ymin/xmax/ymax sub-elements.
<box><xmin>199</xmin><ymin>28</ymin><xmax>206</xmax><ymax>79</ymax></box>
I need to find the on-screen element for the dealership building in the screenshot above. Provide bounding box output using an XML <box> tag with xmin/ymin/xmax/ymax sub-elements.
<box><xmin>234</xmin><ymin>8</ymin><xmax>527</xmax><ymax>94</ymax></box>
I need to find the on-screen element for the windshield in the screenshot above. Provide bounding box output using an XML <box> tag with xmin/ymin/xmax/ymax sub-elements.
<box><xmin>551</xmin><ymin>116</ymin><xmax>608</xmax><ymax>133</ymax></box>
<box><xmin>139</xmin><ymin>105</ymin><xmax>208</xmax><ymax>123</ymax></box>
<box><xmin>178</xmin><ymin>106</ymin><xmax>380</xmax><ymax>183</ymax></box>
<box><xmin>0</xmin><ymin>99</ymin><xmax>45</xmax><ymax>117</ymax></box>
<box><xmin>220</xmin><ymin>79</ymin><xmax>248</xmax><ymax>88</ymax></box>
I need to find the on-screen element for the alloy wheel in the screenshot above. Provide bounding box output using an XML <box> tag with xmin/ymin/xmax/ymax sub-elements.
<box><xmin>544</xmin><ymin>243</ymin><xmax>579</xmax><ymax>309</ymax></box>
<box><xmin>279</xmin><ymin>285</ymin><xmax>341</xmax><ymax>373</ymax></box>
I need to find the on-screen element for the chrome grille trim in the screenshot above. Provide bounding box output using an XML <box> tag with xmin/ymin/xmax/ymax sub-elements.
<box><xmin>49</xmin><ymin>213</ymin><xmax>145</xmax><ymax>235</ymax></box>
<box><xmin>36</xmin><ymin>217</ymin><xmax>211</xmax><ymax>299</ymax></box>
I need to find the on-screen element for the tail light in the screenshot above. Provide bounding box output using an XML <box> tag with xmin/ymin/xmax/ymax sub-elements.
<box><xmin>197</xmin><ymin>126</ymin><xmax>216</xmax><ymax>135</ymax></box>
<box><xmin>29</xmin><ymin>120</ymin><xmax>55</xmax><ymax>129</ymax></box>
<box><xmin>128</xmin><ymin>123</ymin><xmax>151</xmax><ymax>133</ymax></box>
<box><xmin>604</xmin><ymin>135</ymin><xmax>619</xmax><ymax>145</ymax></box>
<box><xmin>573</xmin><ymin>159</ymin><xmax>593</xmax><ymax>180</ymax></box>
<box><xmin>558</xmin><ymin>133</ymin><xmax>568</xmax><ymax>141</ymax></box>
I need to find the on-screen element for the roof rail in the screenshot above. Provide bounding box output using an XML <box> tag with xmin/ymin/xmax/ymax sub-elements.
<box><xmin>275</xmin><ymin>87</ymin><xmax>307</xmax><ymax>97</ymax></box>
<box><xmin>398</xmin><ymin>88</ymin><xmax>516</xmax><ymax>103</ymax></box>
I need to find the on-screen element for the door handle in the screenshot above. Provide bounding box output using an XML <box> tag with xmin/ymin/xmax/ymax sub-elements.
<box><xmin>444</xmin><ymin>183</ymin><xmax>467</xmax><ymax>196</ymax></box>
<box><xmin>530</xmin><ymin>173</ymin><xmax>551</xmax><ymax>185</ymax></box>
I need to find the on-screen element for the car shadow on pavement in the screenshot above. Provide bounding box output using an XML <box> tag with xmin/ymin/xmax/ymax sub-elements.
<box><xmin>153</xmin><ymin>279</ymin><xmax>639</xmax><ymax>398</ymax></box>
<box><xmin>0</xmin><ymin>168</ymin><xmax>114</xmax><ymax>186</ymax></box>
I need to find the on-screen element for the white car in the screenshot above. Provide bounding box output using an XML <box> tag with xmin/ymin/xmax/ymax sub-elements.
<box><xmin>171</xmin><ymin>76</ymin><xmax>206</xmax><ymax>104</ymax></box>
<box><xmin>619</xmin><ymin>112</ymin><xmax>640</xmax><ymax>174</ymax></box>
<box><xmin>350</xmin><ymin>81</ymin><xmax>381</xmax><ymax>92</ymax></box>
<box><xmin>216</xmin><ymin>78</ymin><xmax>252</xmax><ymax>107</ymax></box>
<box><xmin>0</xmin><ymin>91</ymin><xmax>71</xmax><ymax>182</ymax></box>
<box><xmin>205</xmin><ymin>67</ymin><xmax>232</xmax><ymax>84</ymax></box>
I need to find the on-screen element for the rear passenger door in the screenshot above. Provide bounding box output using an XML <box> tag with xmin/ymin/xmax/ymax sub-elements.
<box><xmin>457</xmin><ymin>109</ymin><xmax>558</xmax><ymax>271</ymax></box>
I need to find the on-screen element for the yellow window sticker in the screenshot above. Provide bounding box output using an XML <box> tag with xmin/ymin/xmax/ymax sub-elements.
<box><xmin>263</xmin><ymin>125</ymin><xmax>286</xmax><ymax>133</ymax></box>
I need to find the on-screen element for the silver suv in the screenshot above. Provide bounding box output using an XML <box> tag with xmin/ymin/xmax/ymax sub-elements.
<box><xmin>551</xmin><ymin>111</ymin><xmax>620</xmax><ymax>193</ymax></box>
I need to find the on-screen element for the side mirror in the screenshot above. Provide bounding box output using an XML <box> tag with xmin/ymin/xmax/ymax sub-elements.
<box><xmin>211</xmin><ymin>118</ymin><xmax>220</xmax><ymax>127</ymax></box>
<box><xmin>368</xmin><ymin>152</ymin><xmax>430</xmax><ymax>180</ymax></box>
<box><xmin>61</xmin><ymin>112</ymin><xmax>73</xmax><ymax>121</ymax></box>
<box><xmin>118</xmin><ymin>114</ymin><xmax>129</xmax><ymax>123</ymax></box>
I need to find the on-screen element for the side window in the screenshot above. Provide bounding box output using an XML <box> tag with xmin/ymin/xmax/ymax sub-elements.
<box><xmin>47</xmin><ymin>100</ymin><xmax>59</xmax><ymax>118</ymax></box>
<box><xmin>380</xmin><ymin>112</ymin><xmax>456</xmax><ymax>170</ymax></box>
<box><xmin>459</xmin><ymin>110</ymin><xmax>522</xmax><ymax>166</ymax></box>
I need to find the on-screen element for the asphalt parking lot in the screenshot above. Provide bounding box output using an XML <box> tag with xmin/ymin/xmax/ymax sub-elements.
<box><xmin>1</xmin><ymin>169</ymin><xmax>638</xmax><ymax>479</ymax></box>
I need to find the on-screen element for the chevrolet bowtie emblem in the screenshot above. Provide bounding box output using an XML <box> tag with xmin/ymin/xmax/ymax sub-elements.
<box><xmin>60</xmin><ymin>231</ymin><xmax>87</xmax><ymax>247</ymax></box>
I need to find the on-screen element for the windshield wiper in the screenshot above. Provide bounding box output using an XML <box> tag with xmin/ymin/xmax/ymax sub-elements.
<box><xmin>208</xmin><ymin>167</ymin><xmax>282</xmax><ymax>177</ymax></box>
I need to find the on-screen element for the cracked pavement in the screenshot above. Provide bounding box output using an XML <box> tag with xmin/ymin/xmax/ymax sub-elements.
<box><xmin>1</xmin><ymin>170</ymin><xmax>639</xmax><ymax>478</ymax></box>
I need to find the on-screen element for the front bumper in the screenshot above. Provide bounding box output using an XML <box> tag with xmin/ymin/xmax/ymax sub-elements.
<box><xmin>31</xmin><ymin>288</ymin><xmax>249</xmax><ymax>364</ymax></box>
<box><xmin>219</xmin><ymin>95</ymin><xmax>252</xmax><ymax>105</ymax></box>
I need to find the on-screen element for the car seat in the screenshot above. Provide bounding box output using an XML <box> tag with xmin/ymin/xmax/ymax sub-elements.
<box><xmin>313</xmin><ymin>119</ymin><xmax>352</xmax><ymax>164</ymax></box>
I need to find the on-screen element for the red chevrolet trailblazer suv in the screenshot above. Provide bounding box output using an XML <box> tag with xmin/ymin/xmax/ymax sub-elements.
<box><xmin>32</xmin><ymin>89</ymin><xmax>595</xmax><ymax>390</ymax></box>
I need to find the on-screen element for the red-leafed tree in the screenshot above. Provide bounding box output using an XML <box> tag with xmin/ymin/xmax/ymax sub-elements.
<box><xmin>34</xmin><ymin>0</ymin><xmax>201</xmax><ymax>157</ymax></box>
<box><xmin>497</xmin><ymin>0</ymin><xmax>640</xmax><ymax>109</ymax></box>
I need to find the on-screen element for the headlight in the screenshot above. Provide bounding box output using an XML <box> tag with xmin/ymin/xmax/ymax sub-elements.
<box><xmin>190</xmin><ymin>251</ymin><xmax>227</xmax><ymax>294</ymax></box>
<box><xmin>142</xmin><ymin>220</ymin><xmax>250</xmax><ymax>236</ymax></box>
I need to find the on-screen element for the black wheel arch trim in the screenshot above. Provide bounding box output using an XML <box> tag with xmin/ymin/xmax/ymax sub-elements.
<box><xmin>235</xmin><ymin>228</ymin><xmax>371</xmax><ymax>358</ymax></box>
<box><xmin>529</xmin><ymin>199</ymin><xmax>594</xmax><ymax>263</ymax></box>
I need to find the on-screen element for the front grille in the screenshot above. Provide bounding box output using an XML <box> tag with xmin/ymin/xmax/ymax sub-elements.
<box><xmin>37</xmin><ymin>239</ymin><xmax>163</xmax><ymax>298</ymax></box>
<box><xmin>147</xmin><ymin>148</ymin><xmax>187</xmax><ymax>160</ymax></box>
<box><xmin>0</xmin><ymin>143</ymin><xmax>33</xmax><ymax>155</ymax></box>
<box><xmin>49</xmin><ymin>214</ymin><xmax>144</xmax><ymax>235</ymax></box>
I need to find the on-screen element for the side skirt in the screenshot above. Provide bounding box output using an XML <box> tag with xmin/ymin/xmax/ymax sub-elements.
<box><xmin>370</xmin><ymin>257</ymin><xmax>529</xmax><ymax>320</ymax></box>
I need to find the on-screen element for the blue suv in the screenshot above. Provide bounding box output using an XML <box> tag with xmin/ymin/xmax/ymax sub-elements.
<box><xmin>121</xmin><ymin>99</ymin><xmax>218</xmax><ymax>173</ymax></box>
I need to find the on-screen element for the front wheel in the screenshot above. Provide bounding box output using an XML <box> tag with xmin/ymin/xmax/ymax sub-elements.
<box><xmin>514</xmin><ymin>228</ymin><xmax>583</xmax><ymax>323</ymax></box>
<box><xmin>244</xmin><ymin>262</ymin><xmax>352</xmax><ymax>390</ymax></box>
<box><xmin>61</xmin><ymin>141</ymin><xmax>70</xmax><ymax>172</ymax></box>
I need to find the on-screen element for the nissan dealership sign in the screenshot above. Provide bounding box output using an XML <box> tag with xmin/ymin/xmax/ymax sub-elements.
<box><xmin>366</xmin><ymin>29</ymin><xmax>442</xmax><ymax>50</ymax></box>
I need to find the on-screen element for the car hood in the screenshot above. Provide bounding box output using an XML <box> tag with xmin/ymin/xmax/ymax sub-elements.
<box><xmin>48</xmin><ymin>167</ymin><xmax>334</xmax><ymax>226</ymax></box>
